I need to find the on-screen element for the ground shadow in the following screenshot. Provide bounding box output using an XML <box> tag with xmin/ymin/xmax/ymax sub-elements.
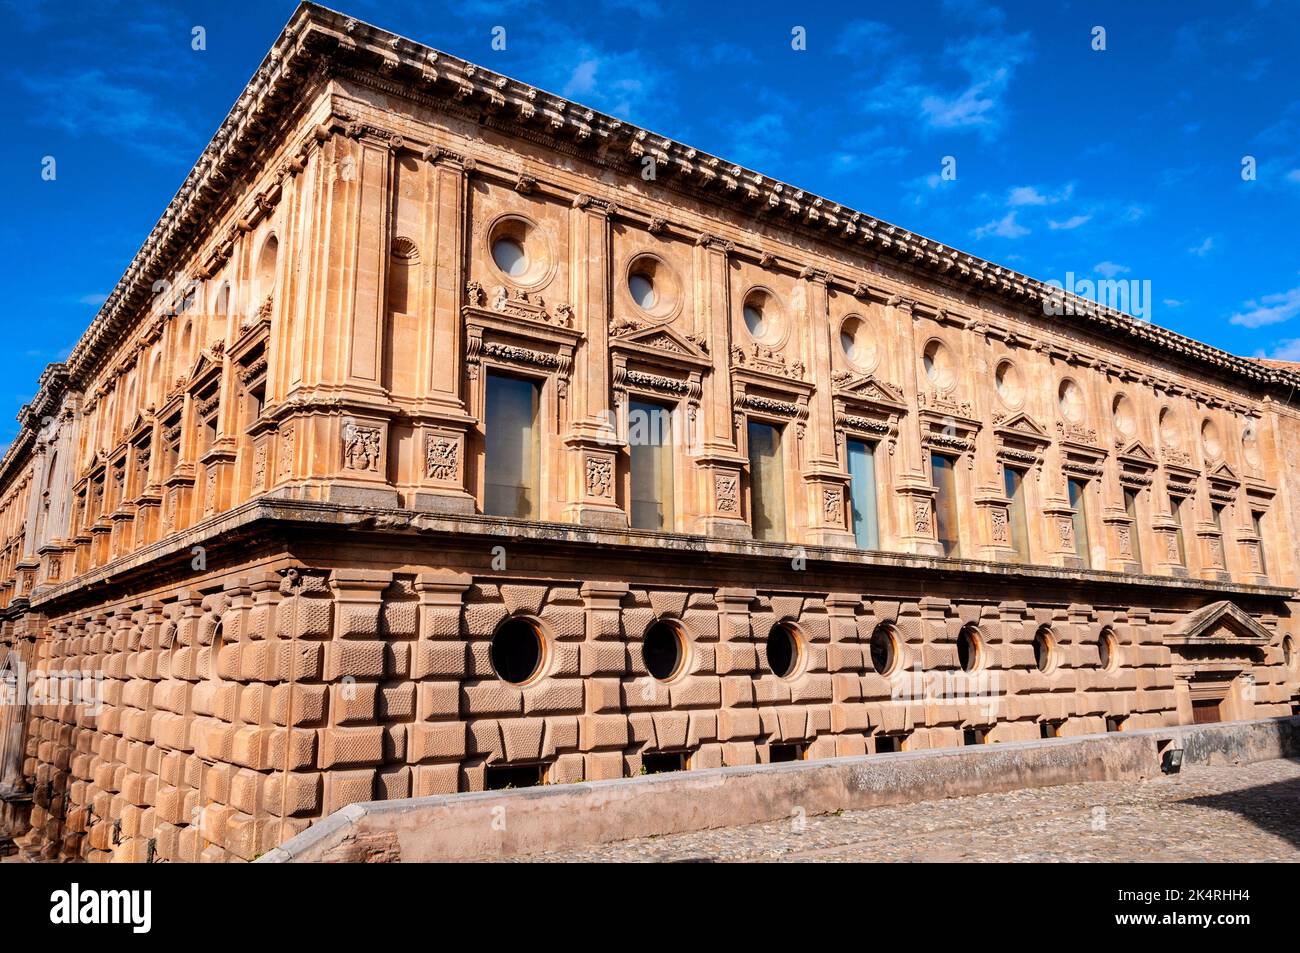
<box><xmin>1176</xmin><ymin>756</ymin><xmax>1300</xmax><ymax>853</ymax></box>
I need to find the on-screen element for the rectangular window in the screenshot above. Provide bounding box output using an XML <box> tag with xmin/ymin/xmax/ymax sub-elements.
<box><xmin>1211</xmin><ymin>503</ymin><xmax>1224</xmax><ymax>531</ymax></box>
<box><xmin>847</xmin><ymin>438</ymin><xmax>879</xmax><ymax>550</ymax></box>
<box><xmin>747</xmin><ymin>420</ymin><xmax>786</xmax><ymax>541</ymax></box>
<box><xmin>1170</xmin><ymin>495</ymin><xmax>1187</xmax><ymax>564</ymax></box>
<box><xmin>1123</xmin><ymin>488</ymin><xmax>1143</xmax><ymax>571</ymax></box>
<box><xmin>1252</xmin><ymin>511</ymin><xmax>1268</xmax><ymax>576</ymax></box>
<box><xmin>628</xmin><ymin>400</ymin><xmax>674</xmax><ymax>531</ymax></box>
<box><xmin>1068</xmin><ymin>478</ymin><xmax>1090</xmax><ymax>567</ymax></box>
<box><xmin>202</xmin><ymin>416</ymin><xmax>218</xmax><ymax>452</ymax></box>
<box><xmin>247</xmin><ymin>384</ymin><xmax>265</xmax><ymax>423</ymax></box>
<box><xmin>874</xmin><ymin>734</ymin><xmax>901</xmax><ymax>754</ymax></box>
<box><xmin>1003</xmin><ymin>466</ymin><xmax>1029</xmax><ymax>562</ymax></box>
<box><xmin>163</xmin><ymin>419</ymin><xmax>181</xmax><ymax>473</ymax></box>
<box><xmin>931</xmin><ymin>452</ymin><xmax>960</xmax><ymax>557</ymax></box>
<box><xmin>484</xmin><ymin>372</ymin><xmax>541</xmax><ymax>519</ymax></box>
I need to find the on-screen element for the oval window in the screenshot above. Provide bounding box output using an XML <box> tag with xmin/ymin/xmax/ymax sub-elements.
<box><xmin>643</xmin><ymin>620</ymin><xmax>685</xmax><ymax>681</ymax></box>
<box><xmin>1033</xmin><ymin>627</ymin><xmax>1055</xmax><ymax>673</ymax></box>
<box><xmin>957</xmin><ymin>625</ymin><xmax>981</xmax><ymax>673</ymax></box>
<box><xmin>1113</xmin><ymin>394</ymin><xmax>1136</xmax><ymax>438</ymax></box>
<box><xmin>765</xmin><ymin>622</ymin><xmax>801</xmax><ymax>678</ymax></box>
<box><xmin>923</xmin><ymin>340</ymin><xmax>955</xmax><ymax>389</ymax></box>
<box><xmin>840</xmin><ymin>315</ymin><xmax>876</xmax><ymax>369</ymax></box>
<box><xmin>1099</xmin><ymin>628</ymin><xmax>1118</xmax><ymax>671</ymax></box>
<box><xmin>491</xmin><ymin>618</ymin><xmax>544</xmax><ymax>684</ymax></box>
<box><xmin>1058</xmin><ymin>379</ymin><xmax>1084</xmax><ymax>422</ymax></box>
<box><xmin>870</xmin><ymin>624</ymin><xmax>899</xmax><ymax>676</ymax></box>
<box><xmin>995</xmin><ymin>360</ymin><xmax>1023</xmax><ymax>408</ymax></box>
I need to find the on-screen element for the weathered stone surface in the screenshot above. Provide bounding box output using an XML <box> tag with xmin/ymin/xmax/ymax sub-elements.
<box><xmin>0</xmin><ymin>4</ymin><xmax>1298</xmax><ymax>865</ymax></box>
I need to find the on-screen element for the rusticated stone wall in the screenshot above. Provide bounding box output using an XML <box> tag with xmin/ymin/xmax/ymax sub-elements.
<box><xmin>17</xmin><ymin>539</ymin><xmax>1290</xmax><ymax>863</ymax></box>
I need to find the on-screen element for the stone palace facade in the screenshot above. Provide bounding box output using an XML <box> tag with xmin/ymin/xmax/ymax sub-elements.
<box><xmin>2</xmin><ymin>3</ymin><xmax>1298</xmax><ymax>861</ymax></box>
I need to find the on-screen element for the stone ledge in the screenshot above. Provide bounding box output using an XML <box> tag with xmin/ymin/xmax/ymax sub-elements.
<box><xmin>29</xmin><ymin>496</ymin><xmax>1297</xmax><ymax>615</ymax></box>
<box><xmin>258</xmin><ymin>715</ymin><xmax>1300</xmax><ymax>863</ymax></box>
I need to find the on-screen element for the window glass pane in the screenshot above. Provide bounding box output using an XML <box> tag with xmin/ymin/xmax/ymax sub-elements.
<box><xmin>1068</xmin><ymin>478</ymin><xmax>1090</xmax><ymax>567</ymax></box>
<box><xmin>847</xmin><ymin>439</ymin><xmax>879</xmax><ymax>550</ymax></box>
<box><xmin>484</xmin><ymin>373</ymin><xmax>540</xmax><ymax>518</ymax></box>
<box><xmin>629</xmin><ymin>400</ymin><xmax>673</xmax><ymax>530</ymax></box>
<box><xmin>932</xmin><ymin>453</ymin><xmax>959</xmax><ymax>557</ymax></box>
<box><xmin>1170</xmin><ymin>495</ymin><xmax>1186</xmax><ymax>564</ymax></box>
<box><xmin>1124</xmin><ymin>488</ymin><xmax>1143</xmax><ymax>571</ymax></box>
<box><xmin>748</xmin><ymin>421</ymin><xmax>786</xmax><ymax>541</ymax></box>
<box><xmin>1004</xmin><ymin>466</ymin><xmax>1029</xmax><ymax>561</ymax></box>
<box><xmin>1253</xmin><ymin>511</ymin><xmax>1267</xmax><ymax>575</ymax></box>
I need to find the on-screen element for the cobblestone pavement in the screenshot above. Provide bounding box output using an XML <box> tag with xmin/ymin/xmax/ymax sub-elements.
<box><xmin>514</xmin><ymin>758</ymin><xmax>1300</xmax><ymax>862</ymax></box>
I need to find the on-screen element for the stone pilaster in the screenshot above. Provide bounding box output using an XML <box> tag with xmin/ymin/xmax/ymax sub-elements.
<box><xmin>563</xmin><ymin>197</ymin><xmax>626</xmax><ymax>528</ymax></box>
<box><xmin>693</xmin><ymin>235</ymin><xmax>750</xmax><ymax>539</ymax></box>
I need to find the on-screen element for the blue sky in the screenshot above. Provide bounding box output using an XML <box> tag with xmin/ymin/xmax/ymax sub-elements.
<box><xmin>4</xmin><ymin>0</ymin><xmax>1300</xmax><ymax>449</ymax></box>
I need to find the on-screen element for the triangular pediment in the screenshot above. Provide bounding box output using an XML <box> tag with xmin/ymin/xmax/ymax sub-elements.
<box><xmin>1209</xmin><ymin>460</ymin><xmax>1240</xmax><ymax>483</ymax></box>
<box><xmin>127</xmin><ymin>410</ymin><xmax>151</xmax><ymax>436</ymax></box>
<box><xmin>834</xmin><ymin>372</ymin><xmax>906</xmax><ymax>408</ymax></box>
<box><xmin>1118</xmin><ymin>440</ymin><xmax>1157</xmax><ymax>464</ymax></box>
<box><xmin>1166</xmin><ymin>600</ymin><xmax>1271</xmax><ymax>646</ymax></box>
<box><xmin>610</xmin><ymin>321</ymin><xmax>712</xmax><ymax>366</ymax></box>
<box><xmin>186</xmin><ymin>349</ymin><xmax>222</xmax><ymax>388</ymax></box>
<box><xmin>995</xmin><ymin>411</ymin><xmax>1050</xmax><ymax>441</ymax></box>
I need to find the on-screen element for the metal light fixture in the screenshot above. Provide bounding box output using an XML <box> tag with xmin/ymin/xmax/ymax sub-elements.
<box><xmin>1161</xmin><ymin>747</ymin><xmax>1184</xmax><ymax>774</ymax></box>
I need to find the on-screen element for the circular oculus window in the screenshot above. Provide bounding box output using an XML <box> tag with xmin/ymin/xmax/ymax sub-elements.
<box><xmin>1158</xmin><ymin>408</ymin><xmax>1180</xmax><ymax>448</ymax></box>
<box><xmin>922</xmin><ymin>339</ymin><xmax>955</xmax><ymax>390</ymax></box>
<box><xmin>1112</xmin><ymin>394</ymin><xmax>1136</xmax><ymax>438</ymax></box>
<box><xmin>1099</xmin><ymin>628</ymin><xmax>1118</xmax><ymax>672</ymax></box>
<box><xmin>957</xmin><ymin>625</ymin><xmax>981</xmax><ymax>673</ymax></box>
<box><xmin>870</xmin><ymin>624</ymin><xmax>900</xmax><ymax>676</ymax></box>
<box><xmin>1033</xmin><ymin>627</ymin><xmax>1056</xmax><ymax>674</ymax></box>
<box><xmin>742</xmin><ymin>290</ymin><xmax>783</xmax><ymax>344</ymax></box>
<box><xmin>995</xmin><ymin>360</ymin><xmax>1024</xmax><ymax>408</ymax></box>
<box><xmin>1058</xmin><ymin>379</ymin><xmax>1085</xmax><ymax>423</ymax></box>
<box><xmin>643</xmin><ymin>620</ymin><xmax>687</xmax><ymax>681</ymax></box>
<box><xmin>1201</xmin><ymin>418</ymin><xmax>1223</xmax><ymax>459</ymax></box>
<box><xmin>839</xmin><ymin>315</ymin><xmax>877</xmax><ymax>370</ymax></box>
<box><xmin>765</xmin><ymin>622</ymin><xmax>801</xmax><ymax>679</ymax></box>
<box><xmin>491</xmin><ymin>618</ymin><xmax>545</xmax><ymax>685</ymax></box>
<box><xmin>487</xmin><ymin>217</ymin><xmax>551</xmax><ymax>286</ymax></box>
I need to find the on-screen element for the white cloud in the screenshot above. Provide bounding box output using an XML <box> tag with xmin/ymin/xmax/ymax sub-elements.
<box><xmin>1229</xmin><ymin>286</ymin><xmax>1300</xmax><ymax>328</ymax></box>
<box><xmin>1008</xmin><ymin>183</ymin><xmax>1072</xmax><ymax>206</ymax></box>
<box><xmin>858</xmin><ymin>19</ymin><xmax>1033</xmax><ymax>139</ymax></box>
<box><xmin>974</xmin><ymin>211</ymin><xmax>1029</xmax><ymax>239</ymax></box>
<box><xmin>1008</xmin><ymin>186</ymin><xmax>1048</xmax><ymax>206</ymax></box>
<box><xmin>1259</xmin><ymin>338</ymin><xmax>1300</xmax><ymax>361</ymax></box>
<box><xmin>557</xmin><ymin>47</ymin><xmax>667</xmax><ymax>119</ymax></box>
<box><xmin>830</xmin><ymin>145</ymin><xmax>909</xmax><ymax>174</ymax></box>
<box><xmin>1049</xmin><ymin>215</ymin><xmax>1092</xmax><ymax>230</ymax></box>
<box><xmin>1093</xmin><ymin>261</ymin><xmax>1130</xmax><ymax>278</ymax></box>
<box><xmin>1188</xmin><ymin>236</ymin><xmax>1215</xmax><ymax>257</ymax></box>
